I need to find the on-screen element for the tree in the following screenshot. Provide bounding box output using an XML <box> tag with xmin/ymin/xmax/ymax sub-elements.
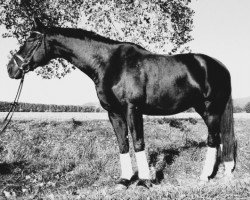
<box><xmin>244</xmin><ymin>102</ymin><xmax>250</xmax><ymax>113</ymax></box>
<box><xmin>0</xmin><ymin>0</ymin><xmax>194</xmax><ymax>79</ymax></box>
<box><xmin>233</xmin><ymin>105</ymin><xmax>244</xmax><ymax>113</ymax></box>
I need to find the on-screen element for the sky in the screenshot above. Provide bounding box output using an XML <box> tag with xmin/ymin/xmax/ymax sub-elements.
<box><xmin>0</xmin><ymin>0</ymin><xmax>250</xmax><ymax>105</ymax></box>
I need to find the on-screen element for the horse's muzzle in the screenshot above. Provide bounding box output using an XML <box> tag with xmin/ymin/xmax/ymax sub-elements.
<box><xmin>7</xmin><ymin>57</ymin><xmax>24</xmax><ymax>79</ymax></box>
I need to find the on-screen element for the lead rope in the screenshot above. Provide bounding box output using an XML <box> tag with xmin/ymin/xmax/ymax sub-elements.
<box><xmin>0</xmin><ymin>74</ymin><xmax>25</xmax><ymax>135</ymax></box>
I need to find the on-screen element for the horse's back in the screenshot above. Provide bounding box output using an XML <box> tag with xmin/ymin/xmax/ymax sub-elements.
<box><xmin>109</xmin><ymin>46</ymin><xmax>231</xmax><ymax>115</ymax></box>
<box><xmin>136</xmin><ymin>53</ymin><xmax>204</xmax><ymax>114</ymax></box>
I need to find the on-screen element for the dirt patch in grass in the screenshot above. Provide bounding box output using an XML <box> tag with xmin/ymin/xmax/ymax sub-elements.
<box><xmin>0</xmin><ymin>118</ymin><xmax>249</xmax><ymax>199</ymax></box>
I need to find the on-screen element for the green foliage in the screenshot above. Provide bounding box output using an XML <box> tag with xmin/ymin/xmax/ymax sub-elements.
<box><xmin>0</xmin><ymin>101</ymin><xmax>104</xmax><ymax>112</ymax></box>
<box><xmin>0</xmin><ymin>0</ymin><xmax>194</xmax><ymax>79</ymax></box>
<box><xmin>234</xmin><ymin>105</ymin><xmax>244</xmax><ymax>113</ymax></box>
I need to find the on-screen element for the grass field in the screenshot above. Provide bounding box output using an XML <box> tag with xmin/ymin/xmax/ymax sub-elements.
<box><xmin>0</xmin><ymin>117</ymin><xmax>249</xmax><ymax>199</ymax></box>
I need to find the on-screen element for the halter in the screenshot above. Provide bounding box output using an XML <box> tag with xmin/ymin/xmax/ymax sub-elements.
<box><xmin>0</xmin><ymin>31</ymin><xmax>45</xmax><ymax>135</ymax></box>
<box><xmin>13</xmin><ymin>31</ymin><xmax>45</xmax><ymax>73</ymax></box>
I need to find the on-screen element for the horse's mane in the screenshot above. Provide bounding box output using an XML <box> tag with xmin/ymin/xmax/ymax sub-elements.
<box><xmin>46</xmin><ymin>26</ymin><xmax>146</xmax><ymax>50</ymax></box>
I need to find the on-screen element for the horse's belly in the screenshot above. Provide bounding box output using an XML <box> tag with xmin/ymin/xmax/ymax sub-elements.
<box><xmin>143</xmin><ymin>71</ymin><xmax>201</xmax><ymax>115</ymax></box>
<box><xmin>143</xmin><ymin>88</ymin><xmax>198</xmax><ymax>115</ymax></box>
<box><xmin>142</xmin><ymin>100</ymin><xmax>191</xmax><ymax>115</ymax></box>
<box><xmin>141</xmin><ymin>105</ymin><xmax>181</xmax><ymax>115</ymax></box>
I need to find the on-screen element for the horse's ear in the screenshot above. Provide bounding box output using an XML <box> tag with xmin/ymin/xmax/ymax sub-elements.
<box><xmin>33</xmin><ymin>17</ymin><xmax>45</xmax><ymax>32</ymax></box>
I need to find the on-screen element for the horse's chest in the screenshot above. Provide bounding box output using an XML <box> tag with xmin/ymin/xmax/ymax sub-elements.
<box><xmin>95</xmin><ymin>78</ymin><xmax>145</xmax><ymax>111</ymax></box>
<box><xmin>95</xmin><ymin>87</ymin><xmax>111</xmax><ymax>110</ymax></box>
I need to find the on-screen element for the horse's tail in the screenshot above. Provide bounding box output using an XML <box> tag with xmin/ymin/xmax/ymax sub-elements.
<box><xmin>220</xmin><ymin>94</ymin><xmax>237</xmax><ymax>169</ymax></box>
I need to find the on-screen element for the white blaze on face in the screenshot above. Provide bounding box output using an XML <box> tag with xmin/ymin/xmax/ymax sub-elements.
<box><xmin>135</xmin><ymin>150</ymin><xmax>150</xmax><ymax>179</ymax></box>
<box><xmin>120</xmin><ymin>153</ymin><xmax>133</xmax><ymax>180</ymax></box>
<box><xmin>200</xmin><ymin>147</ymin><xmax>217</xmax><ymax>181</ymax></box>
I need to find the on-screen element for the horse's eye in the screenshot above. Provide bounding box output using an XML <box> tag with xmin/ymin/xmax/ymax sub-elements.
<box><xmin>26</xmin><ymin>32</ymin><xmax>38</xmax><ymax>42</ymax></box>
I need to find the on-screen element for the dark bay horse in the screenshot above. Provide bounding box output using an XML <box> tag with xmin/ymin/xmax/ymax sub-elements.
<box><xmin>7</xmin><ymin>18</ymin><xmax>237</xmax><ymax>188</ymax></box>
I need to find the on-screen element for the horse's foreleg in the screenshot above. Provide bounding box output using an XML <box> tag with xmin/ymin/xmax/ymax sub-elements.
<box><xmin>126</xmin><ymin>104</ymin><xmax>152</xmax><ymax>187</ymax></box>
<box><xmin>108</xmin><ymin>112</ymin><xmax>133</xmax><ymax>187</ymax></box>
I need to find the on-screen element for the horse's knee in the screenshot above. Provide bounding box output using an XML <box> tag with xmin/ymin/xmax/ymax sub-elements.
<box><xmin>119</xmin><ymin>142</ymin><xmax>129</xmax><ymax>154</ymax></box>
<box><xmin>205</xmin><ymin>114</ymin><xmax>221</xmax><ymax>148</ymax></box>
<box><xmin>133</xmin><ymin>139</ymin><xmax>145</xmax><ymax>152</ymax></box>
<box><xmin>116</xmin><ymin>137</ymin><xmax>129</xmax><ymax>154</ymax></box>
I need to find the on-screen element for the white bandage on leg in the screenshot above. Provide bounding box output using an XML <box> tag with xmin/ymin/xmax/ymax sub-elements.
<box><xmin>200</xmin><ymin>147</ymin><xmax>217</xmax><ymax>181</ymax></box>
<box><xmin>135</xmin><ymin>150</ymin><xmax>150</xmax><ymax>179</ymax></box>
<box><xmin>120</xmin><ymin>153</ymin><xmax>133</xmax><ymax>180</ymax></box>
<box><xmin>224</xmin><ymin>161</ymin><xmax>234</xmax><ymax>177</ymax></box>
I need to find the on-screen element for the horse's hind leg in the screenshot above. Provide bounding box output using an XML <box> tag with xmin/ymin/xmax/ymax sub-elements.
<box><xmin>108</xmin><ymin>111</ymin><xmax>133</xmax><ymax>188</ymax></box>
<box><xmin>198</xmin><ymin>110</ymin><xmax>221</xmax><ymax>181</ymax></box>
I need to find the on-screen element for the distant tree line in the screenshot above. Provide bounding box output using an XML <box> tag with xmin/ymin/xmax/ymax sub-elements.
<box><xmin>186</xmin><ymin>105</ymin><xmax>247</xmax><ymax>113</ymax></box>
<box><xmin>0</xmin><ymin>101</ymin><xmax>105</xmax><ymax>112</ymax></box>
<box><xmin>234</xmin><ymin>106</ymin><xmax>244</xmax><ymax>113</ymax></box>
<box><xmin>234</xmin><ymin>102</ymin><xmax>250</xmax><ymax>113</ymax></box>
<box><xmin>244</xmin><ymin>102</ymin><xmax>250</xmax><ymax>113</ymax></box>
<box><xmin>0</xmin><ymin>101</ymin><xmax>249</xmax><ymax>113</ymax></box>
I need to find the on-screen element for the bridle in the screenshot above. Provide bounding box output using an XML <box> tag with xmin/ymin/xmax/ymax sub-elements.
<box><xmin>13</xmin><ymin>31</ymin><xmax>45</xmax><ymax>74</ymax></box>
<box><xmin>0</xmin><ymin>74</ymin><xmax>24</xmax><ymax>134</ymax></box>
<box><xmin>0</xmin><ymin>31</ymin><xmax>46</xmax><ymax>135</ymax></box>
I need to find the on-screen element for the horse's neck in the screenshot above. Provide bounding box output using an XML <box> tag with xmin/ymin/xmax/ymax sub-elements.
<box><xmin>49</xmin><ymin>34</ymin><xmax>116</xmax><ymax>82</ymax></box>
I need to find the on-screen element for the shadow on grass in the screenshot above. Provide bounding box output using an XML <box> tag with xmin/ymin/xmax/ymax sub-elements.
<box><xmin>149</xmin><ymin>140</ymin><xmax>207</xmax><ymax>184</ymax></box>
<box><xmin>0</xmin><ymin>161</ymin><xmax>27</xmax><ymax>175</ymax></box>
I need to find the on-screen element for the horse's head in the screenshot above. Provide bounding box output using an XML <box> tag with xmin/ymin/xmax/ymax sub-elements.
<box><xmin>7</xmin><ymin>18</ymin><xmax>49</xmax><ymax>79</ymax></box>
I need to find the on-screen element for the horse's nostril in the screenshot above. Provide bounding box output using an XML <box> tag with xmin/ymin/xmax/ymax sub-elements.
<box><xmin>7</xmin><ymin>60</ymin><xmax>14</xmax><ymax>72</ymax></box>
<box><xmin>8</xmin><ymin>62</ymin><xmax>14</xmax><ymax>68</ymax></box>
<box><xmin>8</xmin><ymin>67</ymin><xmax>11</xmax><ymax>73</ymax></box>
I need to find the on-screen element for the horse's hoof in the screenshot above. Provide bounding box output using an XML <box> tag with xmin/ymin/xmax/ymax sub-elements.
<box><xmin>115</xmin><ymin>184</ymin><xmax>127</xmax><ymax>191</ymax></box>
<box><xmin>200</xmin><ymin>175</ymin><xmax>209</xmax><ymax>182</ymax></box>
<box><xmin>115</xmin><ymin>178</ymin><xmax>131</xmax><ymax>190</ymax></box>
<box><xmin>200</xmin><ymin>172</ymin><xmax>210</xmax><ymax>182</ymax></box>
<box><xmin>137</xmin><ymin>179</ymin><xmax>152</xmax><ymax>189</ymax></box>
<box><xmin>224</xmin><ymin>173</ymin><xmax>234</xmax><ymax>181</ymax></box>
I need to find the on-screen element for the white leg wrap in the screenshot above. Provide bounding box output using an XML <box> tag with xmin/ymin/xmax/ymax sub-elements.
<box><xmin>120</xmin><ymin>153</ymin><xmax>133</xmax><ymax>180</ymax></box>
<box><xmin>135</xmin><ymin>150</ymin><xmax>150</xmax><ymax>179</ymax></box>
<box><xmin>200</xmin><ymin>147</ymin><xmax>217</xmax><ymax>181</ymax></box>
<box><xmin>224</xmin><ymin>161</ymin><xmax>234</xmax><ymax>177</ymax></box>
